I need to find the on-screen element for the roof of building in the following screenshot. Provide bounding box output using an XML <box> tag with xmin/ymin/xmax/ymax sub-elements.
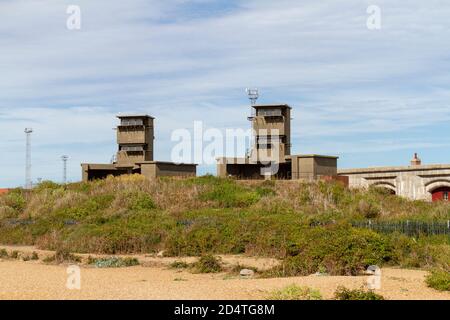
<box><xmin>252</xmin><ymin>104</ymin><xmax>291</xmax><ymax>109</ymax></box>
<box><xmin>116</xmin><ymin>114</ymin><xmax>154</xmax><ymax>119</ymax></box>
<box><xmin>0</xmin><ymin>188</ymin><xmax>9</xmax><ymax>195</ymax></box>
<box><xmin>338</xmin><ymin>163</ymin><xmax>450</xmax><ymax>175</ymax></box>
<box><xmin>286</xmin><ymin>154</ymin><xmax>339</xmax><ymax>159</ymax></box>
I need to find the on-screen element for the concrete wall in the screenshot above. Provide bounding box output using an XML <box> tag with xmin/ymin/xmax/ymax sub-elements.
<box><xmin>338</xmin><ymin>165</ymin><xmax>450</xmax><ymax>201</ymax></box>
<box><xmin>290</xmin><ymin>155</ymin><xmax>338</xmax><ymax>180</ymax></box>
<box><xmin>141</xmin><ymin>162</ymin><xmax>196</xmax><ymax>179</ymax></box>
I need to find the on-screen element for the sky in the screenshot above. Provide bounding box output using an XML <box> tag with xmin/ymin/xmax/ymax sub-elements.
<box><xmin>0</xmin><ymin>0</ymin><xmax>450</xmax><ymax>187</ymax></box>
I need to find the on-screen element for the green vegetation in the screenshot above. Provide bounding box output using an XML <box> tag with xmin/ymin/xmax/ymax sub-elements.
<box><xmin>268</xmin><ymin>284</ymin><xmax>322</xmax><ymax>300</ymax></box>
<box><xmin>43</xmin><ymin>249</ymin><xmax>81</xmax><ymax>264</ymax></box>
<box><xmin>262</xmin><ymin>226</ymin><xmax>390</xmax><ymax>276</ymax></box>
<box><xmin>425</xmin><ymin>269</ymin><xmax>450</xmax><ymax>291</ymax></box>
<box><xmin>334</xmin><ymin>286</ymin><xmax>384</xmax><ymax>300</ymax></box>
<box><xmin>0</xmin><ymin>175</ymin><xmax>448</xmax><ymax>277</ymax></box>
<box><xmin>169</xmin><ymin>260</ymin><xmax>190</xmax><ymax>269</ymax></box>
<box><xmin>87</xmin><ymin>256</ymin><xmax>140</xmax><ymax>268</ymax></box>
<box><xmin>191</xmin><ymin>254</ymin><xmax>223</xmax><ymax>273</ymax></box>
<box><xmin>0</xmin><ymin>248</ymin><xmax>8</xmax><ymax>258</ymax></box>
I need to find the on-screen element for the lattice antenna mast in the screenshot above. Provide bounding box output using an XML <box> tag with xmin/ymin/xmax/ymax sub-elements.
<box><xmin>245</xmin><ymin>88</ymin><xmax>259</xmax><ymax>157</ymax></box>
<box><xmin>61</xmin><ymin>155</ymin><xmax>69</xmax><ymax>184</ymax></box>
<box><xmin>24</xmin><ymin>128</ymin><xmax>33</xmax><ymax>189</ymax></box>
<box><xmin>246</xmin><ymin>88</ymin><xmax>259</xmax><ymax>106</ymax></box>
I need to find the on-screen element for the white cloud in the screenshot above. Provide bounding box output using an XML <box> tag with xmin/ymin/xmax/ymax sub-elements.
<box><xmin>1</xmin><ymin>0</ymin><xmax>450</xmax><ymax>186</ymax></box>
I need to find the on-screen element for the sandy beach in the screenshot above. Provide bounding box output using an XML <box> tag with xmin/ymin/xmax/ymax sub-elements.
<box><xmin>0</xmin><ymin>246</ymin><xmax>448</xmax><ymax>300</ymax></box>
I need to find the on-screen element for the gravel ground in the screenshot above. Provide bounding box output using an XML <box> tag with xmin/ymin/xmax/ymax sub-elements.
<box><xmin>0</xmin><ymin>246</ymin><xmax>448</xmax><ymax>300</ymax></box>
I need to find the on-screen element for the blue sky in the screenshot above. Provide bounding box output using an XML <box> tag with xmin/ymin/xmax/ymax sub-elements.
<box><xmin>1</xmin><ymin>0</ymin><xmax>450</xmax><ymax>187</ymax></box>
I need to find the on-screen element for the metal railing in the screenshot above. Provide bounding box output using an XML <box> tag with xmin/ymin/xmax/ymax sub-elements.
<box><xmin>352</xmin><ymin>220</ymin><xmax>450</xmax><ymax>236</ymax></box>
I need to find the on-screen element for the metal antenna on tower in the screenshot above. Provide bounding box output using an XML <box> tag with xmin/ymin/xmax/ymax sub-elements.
<box><xmin>24</xmin><ymin>128</ymin><xmax>33</xmax><ymax>189</ymax></box>
<box><xmin>61</xmin><ymin>155</ymin><xmax>69</xmax><ymax>184</ymax></box>
<box><xmin>246</xmin><ymin>88</ymin><xmax>259</xmax><ymax>106</ymax></box>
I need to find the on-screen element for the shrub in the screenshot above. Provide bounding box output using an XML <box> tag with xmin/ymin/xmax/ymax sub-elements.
<box><xmin>10</xmin><ymin>250</ymin><xmax>19</xmax><ymax>259</ymax></box>
<box><xmin>263</xmin><ymin>226</ymin><xmax>390</xmax><ymax>277</ymax></box>
<box><xmin>89</xmin><ymin>256</ymin><xmax>140</xmax><ymax>268</ymax></box>
<box><xmin>191</xmin><ymin>254</ymin><xmax>223</xmax><ymax>273</ymax></box>
<box><xmin>170</xmin><ymin>260</ymin><xmax>189</xmax><ymax>269</ymax></box>
<box><xmin>334</xmin><ymin>286</ymin><xmax>384</xmax><ymax>300</ymax></box>
<box><xmin>268</xmin><ymin>285</ymin><xmax>322</xmax><ymax>300</ymax></box>
<box><xmin>44</xmin><ymin>249</ymin><xmax>81</xmax><ymax>264</ymax></box>
<box><xmin>199</xmin><ymin>180</ymin><xmax>260</xmax><ymax>208</ymax></box>
<box><xmin>0</xmin><ymin>249</ymin><xmax>8</xmax><ymax>258</ymax></box>
<box><xmin>34</xmin><ymin>181</ymin><xmax>61</xmax><ymax>191</ymax></box>
<box><xmin>426</xmin><ymin>269</ymin><xmax>450</xmax><ymax>291</ymax></box>
<box><xmin>0</xmin><ymin>189</ymin><xmax>26</xmax><ymax>217</ymax></box>
<box><xmin>31</xmin><ymin>251</ymin><xmax>39</xmax><ymax>260</ymax></box>
<box><xmin>127</xmin><ymin>191</ymin><xmax>156</xmax><ymax>211</ymax></box>
<box><xmin>357</xmin><ymin>199</ymin><xmax>381</xmax><ymax>219</ymax></box>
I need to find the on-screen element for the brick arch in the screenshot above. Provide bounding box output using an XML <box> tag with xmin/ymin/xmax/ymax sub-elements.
<box><xmin>370</xmin><ymin>181</ymin><xmax>396</xmax><ymax>194</ymax></box>
<box><xmin>425</xmin><ymin>179</ymin><xmax>450</xmax><ymax>193</ymax></box>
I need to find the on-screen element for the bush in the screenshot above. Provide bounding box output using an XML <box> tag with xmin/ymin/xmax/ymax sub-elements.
<box><xmin>263</xmin><ymin>226</ymin><xmax>390</xmax><ymax>277</ymax></box>
<box><xmin>334</xmin><ymin>286</ymin><xmax>384</xmax><ymax>300</ymax></box>
<box><xmin>0</xmin><ymin>249</ymin><xmax>8</xmax><ymax>258</ymax></box>
<box><xmin>357</xmin><ymin>199</ymin><xmax>381</xmax><ymax>219</ymax></box>
<box><xmin>31</xmin><ymin>251</ymin><xmax>39</xmax><ymax>260</ymax></box>
<box><xmin>127</xmin><ymin>191</ymin><xmax>156</xmax><ymax>211</ymax></box>
<box><xmin>44</xmin><ymin>249</ymin><xmax>81</xmax><ymax>264</ymax></box>
<box><xmin>199</xmin><ymin>180</ymin><xmax>260</xmax><ymax>208</ymax></box>
<box><xmin>426</xmin><ymin>269</ymin><xmax>450</xmax><ymax>291</ymax></box>
<box><xmin>0</xmin><ymin>189</ymin><xmax>26</xmax><ymax>217</ymax></box>
<box><xmin>89</xmin><ymin>256</ymin><xmax>140</xmax><ymax>268</ymax></box>
<box><xmin>268</xmin><ymin>285</ymin><xmax>322</xmax><ymax>300</ymax></box>
<box><xmin>191</xmin><ymin>254</ymin><xmax>223</xmax><ymax>273</ymax></box>
<box><xmin>10</xmin><ymin>250</ymin><xmax>19</xmax><ymax>259</ymax></box>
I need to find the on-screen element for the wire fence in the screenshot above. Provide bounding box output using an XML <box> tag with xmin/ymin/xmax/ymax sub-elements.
<box><xmin>352</xmin><ymin>220</ymin><xmax>450</xmax><ymax>236</ymax></box>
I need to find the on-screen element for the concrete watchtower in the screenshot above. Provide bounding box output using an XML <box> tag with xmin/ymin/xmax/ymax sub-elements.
<box><xmin>249</xmin><ymin>104</ymin><xmax>291</xmax><ymax>163</ymax></box>
<box><xmin>115</xmin><ymin>115</ymin><xmax>154</xmax><ymax>168</ymax></box>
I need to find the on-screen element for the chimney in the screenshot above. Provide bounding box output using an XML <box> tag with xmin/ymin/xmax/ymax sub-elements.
<box><xmin>410</xmin><ymin>153</ymin><xmax>421</xmax><ymax>166</ymax></box>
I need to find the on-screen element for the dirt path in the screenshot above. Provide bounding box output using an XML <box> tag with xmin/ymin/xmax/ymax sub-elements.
<box><xmin>0</xmin><ymin>245</ymin><xmax>448</xmax><ymax>300</ymax></box>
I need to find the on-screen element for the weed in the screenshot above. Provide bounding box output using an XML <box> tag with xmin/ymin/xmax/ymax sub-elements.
<box><xmin>334</xmin><ymin>286</ymin><xmax>384</xmax><ymax>300</ymax></box>
<box><xmin>425</xmin><ymin>269</ymin><xmax>450</xmax><ymax>291</ymax></box>
<box><xmin>268</xmin><ymin>284</ymin><xmax>322</xmax><ymax>300</ymax></box>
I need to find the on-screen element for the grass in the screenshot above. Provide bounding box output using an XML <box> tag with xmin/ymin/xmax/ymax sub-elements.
<box><xmin>87</xmin><ymin>256</ymin><xmax>140</xmax><ymax>268</ymax></box>
<box><xmin>0</xmin><ymin>175</ymin><xmax>448</xmax><ymax>277</ymax></box>
<box><xmin>267</xmin><ymin>284</ymin><xmax>322</xmax><ymax>300</ymax></box>
<box><xmin>425</xmin><ymin>269</ymin><xmax>450</xmax><ymax>291</ymax></box>
<box><xmin>334</xmin><ymin>286</ymin><xmax>385</xmax><ymax>300</ymax></box>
